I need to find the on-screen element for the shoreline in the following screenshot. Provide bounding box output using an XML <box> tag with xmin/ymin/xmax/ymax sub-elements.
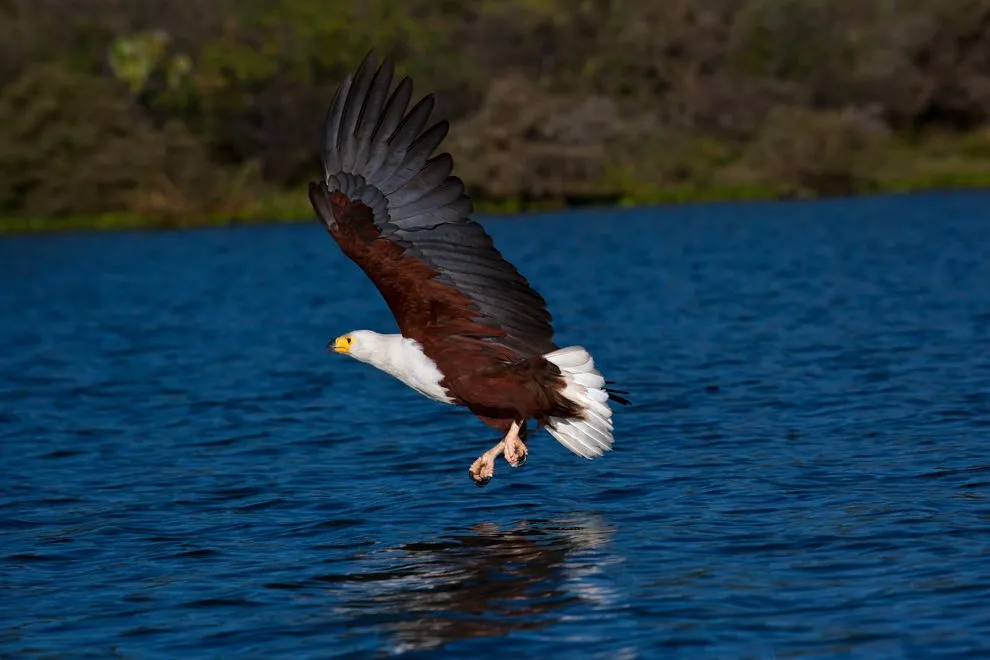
<box><xmin>2</xmin><ymin>180</ymin><xmax>989</xmax><ymax>236</ymax></box>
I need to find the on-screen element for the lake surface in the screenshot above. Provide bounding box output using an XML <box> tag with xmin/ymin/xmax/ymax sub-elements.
<box><xmin>2</xmin><ymin>191</ymin><xmax>990</xmax><ymax>658</ymax></box>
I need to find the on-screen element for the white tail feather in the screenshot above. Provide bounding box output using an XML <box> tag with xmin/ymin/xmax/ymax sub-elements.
<box><xmin>543</xmin><ymin>346</ymin><xmax>616</xmax><ymax>459</ymax></box>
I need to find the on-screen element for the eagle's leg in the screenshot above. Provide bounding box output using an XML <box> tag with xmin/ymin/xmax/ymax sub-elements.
<box><xmin>503</xmin><ymin>420</ymin><xmax>528</xmax><ymax>468</ymax></box>
<box><xmin>468</xmin><ymin>440</ymin><xmax>504</xmax><ymax>487</ymax></box>
<box><xmin>468</xmin><ymin>420</ymin><xmax>523</xmax><ymax>487</ymax></box>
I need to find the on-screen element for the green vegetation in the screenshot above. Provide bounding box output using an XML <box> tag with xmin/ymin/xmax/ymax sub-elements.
<box><xmin>2</xmin><ymin>0</ymin><xmax>990</xmax><ymax>233</ymax></box>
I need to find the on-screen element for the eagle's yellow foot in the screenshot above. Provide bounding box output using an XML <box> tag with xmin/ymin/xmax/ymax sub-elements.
<box><xmin>468</xmin><ymin>441</ymin><xmax>504</xmax><ymax>487</ymax></box>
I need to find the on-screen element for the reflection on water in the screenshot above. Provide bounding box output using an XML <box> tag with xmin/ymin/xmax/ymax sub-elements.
<box><xmin>328</xmin><ymin>516</ymin><xmax>618</xmax><ymax>654</ymax></box>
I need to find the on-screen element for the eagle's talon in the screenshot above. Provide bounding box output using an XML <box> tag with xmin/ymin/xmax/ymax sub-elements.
<box><xmin>468</xmin><ymin>441</ymin><xmax>502</xmax><ymax>487</ymax></box>
<box><xmin>504</xmin><ymin>439</ymin><xmax>527</xmax><ymax>468</ymax></box>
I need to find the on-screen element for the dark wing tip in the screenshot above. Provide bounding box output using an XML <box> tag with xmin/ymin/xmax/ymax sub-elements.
<box><xmin>358</xmin><ymin>48</ymin><xmax>379</xmax><ymax>70</ymax></box>
<box><xmin>604</xmin><ymin>382</ymin><xmax>631</xmax><ymax>405</ymax></box>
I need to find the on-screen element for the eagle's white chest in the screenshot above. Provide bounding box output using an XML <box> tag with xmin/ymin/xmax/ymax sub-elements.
<box><xmin>374</xmin><ymin>336</ymin><xmax>455</xmax><ymax>405</ymax></box>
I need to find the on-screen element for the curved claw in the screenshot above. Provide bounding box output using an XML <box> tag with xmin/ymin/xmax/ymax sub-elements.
<box><xmin>470</xmin><ymin>469</ymin><xmax>492</xmax><ymax>487</ymax></box>
<box><xmin>504</xmin><ymin>437</ymin><xmax>528</xmax><ymax>468</ymax></box>
<box><xmin>468</xmin><ymin>440</ymin><xmax>503</xmax><ymax>487</ymax></box>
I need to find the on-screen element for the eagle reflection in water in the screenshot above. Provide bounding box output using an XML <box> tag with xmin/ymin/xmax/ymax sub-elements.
<box><xmin>327</xmin><ymin>516</ymin><xmax>618</xmax><ymax>654</ymax></box>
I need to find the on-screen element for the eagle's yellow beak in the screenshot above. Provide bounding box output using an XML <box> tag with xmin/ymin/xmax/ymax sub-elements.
<box><xmin>332</xmin><ymin>335</ymin><xmax>352</xmax><ymax>354</ymax></box>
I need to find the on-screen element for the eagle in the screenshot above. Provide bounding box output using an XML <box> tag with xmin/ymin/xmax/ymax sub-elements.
<box><xmin>308</xmin><ymin>51</ymin><xmax>629</xmax><ymax>486</ymax></box>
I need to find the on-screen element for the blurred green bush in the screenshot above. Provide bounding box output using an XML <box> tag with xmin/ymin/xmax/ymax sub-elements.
<box><xmin>1</xmin><ymin>0</ymin><xmax>989</xmax><ymax>227</ymax></box>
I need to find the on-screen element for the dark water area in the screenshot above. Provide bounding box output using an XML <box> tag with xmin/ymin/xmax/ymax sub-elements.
<box><xmin>2</xmin><ymin>191</ymin><xmax>990</xmax><ymax>658</ymax></box>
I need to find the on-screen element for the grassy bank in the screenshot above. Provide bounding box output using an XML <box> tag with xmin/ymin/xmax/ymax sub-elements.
<box><xmin>7</xmin><ymin>120</ymin><xmax>990</xmax><ymax>237</ymax></box>
<box><xmin>3</xmin><ymin>174</ymin><xmax>989</xmax><ymax>236</ymax></box>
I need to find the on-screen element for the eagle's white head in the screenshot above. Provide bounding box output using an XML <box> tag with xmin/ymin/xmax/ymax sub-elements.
<box><xmin>331</xmin><ymin>329</ymin><xmax>390</xmax><ymax>365</ymax></box>
<box><xmin>329</xmin><ymin>330</ymin><xmax>454</xmax><ymax>405</ymax></box>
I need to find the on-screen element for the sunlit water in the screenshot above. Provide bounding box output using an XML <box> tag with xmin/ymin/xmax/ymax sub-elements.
<box><xmin>2</xmin><ymin>191</ymin><xmax>990</xmax><ymax>658</ymax></box>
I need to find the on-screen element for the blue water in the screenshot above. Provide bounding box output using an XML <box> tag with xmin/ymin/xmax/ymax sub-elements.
<box><xmin>2</xmin><ymin>191</ymin><xmax>990</xmax><ymax>658</ymax></box>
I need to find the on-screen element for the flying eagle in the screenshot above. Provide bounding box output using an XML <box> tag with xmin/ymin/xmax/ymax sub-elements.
<box><xmin>309</xmin><ymin>51</ymin><xmax>629</xmax><ymax>486</ymax></box>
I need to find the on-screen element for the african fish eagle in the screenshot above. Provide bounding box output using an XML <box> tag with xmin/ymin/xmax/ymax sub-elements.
<box><xmin>308</xmin><ymin>51</ymin><xmax>629</xmax><ymax>486</ymax></box>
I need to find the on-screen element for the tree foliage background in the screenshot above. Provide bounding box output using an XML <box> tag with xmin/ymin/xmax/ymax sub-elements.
<box><xmin>2</xmin><ymin>0</ymin><xmax>990</xmax><ymax>225</ymax></box>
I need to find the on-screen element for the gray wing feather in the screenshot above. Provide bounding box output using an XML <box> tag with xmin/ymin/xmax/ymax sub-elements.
<box><xmin>338</xmin><ymin>53</ymin><xmax>377</xmax><ymax>172</ymax></box>
<box><xmin>351</xmin><ymin>58</ymin><xmax>393</xmax><ymax>175</ymax></box>
<box><xmin>376</xmin><ymin>97</ymin><xmax>436</xmax><ymax>190</ymax></box>
<box><xmin>322</xmin><ymin>76</ymin><xmax>351</xmax><ymax>175</ymax></box>
<box><xmin>382</xmin><ymin>122</ymin><xmax>449</xmax><ymax>194</ymax></box>
<box><xmin>362</xmin><ymin>77</ymin><xmax>412</xmax><ymax>178</ymax></box>
<box><xmin>392</xmin><ymin>200</ymin><xmax>473</xmax><ymax>231</ymax></box>
<box><xmin>318</xmin><ymin>51</ymin><xmax>557</xmax><ymax>355</ymax></box>
<box><xmin>391</xmin><ymin>180</ymin><xmax>463</xmax><ymax>217</ymax></box>
<box><xmin>388</xmin><ymin>155</ymin><xmax>453</xmax><ymax>205</ymax></box>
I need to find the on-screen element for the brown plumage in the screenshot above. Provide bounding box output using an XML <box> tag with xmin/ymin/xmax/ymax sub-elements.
<box><xmin>308</xmin><ymin>51</ymin><xmax>628</xmax><ymax>485</ymax></box>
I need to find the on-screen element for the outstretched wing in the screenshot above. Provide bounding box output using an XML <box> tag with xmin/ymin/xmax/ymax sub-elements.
<box><xmin>309</xmin><ymin>51</ymin><xmax>556</xmax><ymax>357</ymax></box>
